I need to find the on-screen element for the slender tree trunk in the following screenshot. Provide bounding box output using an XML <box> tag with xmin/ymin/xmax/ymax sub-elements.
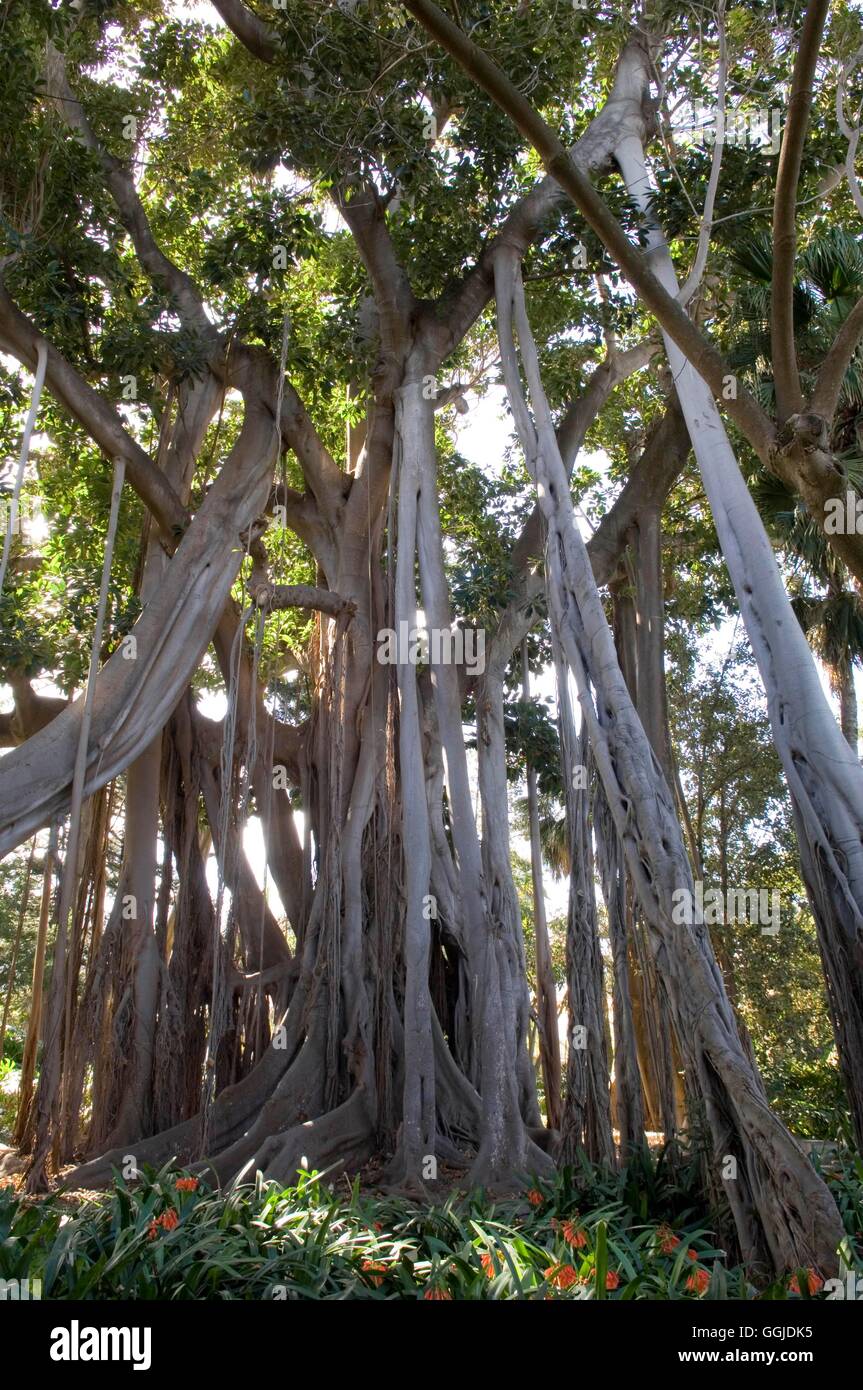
<box><xmin>836</xmin><ymin>661</ymin><xmax>858</xmax><ymax>756</ymax></box>
<box><xmin>104</xmin><ymin>734</ymin><xmax>162</xmax><ymax>1146</ymax></box>
<box><xmin>594</xmin><ymin>782</ymin><xmax>645</xmax><ymax>1153</ymax></box>
<box><xmin>521</xmin><ymin>640</ymin><xmax>562</xmax><ymax>1130</ymax></box>
<box><xmin>12</xmin><ymin>825</ymin><xmax>56</xmax><ymax>1149</ymax></box>
<box><xmin>0</xmin><ymin>837</ymin><xmax>36</xmax><ymax>1059</ymax></box>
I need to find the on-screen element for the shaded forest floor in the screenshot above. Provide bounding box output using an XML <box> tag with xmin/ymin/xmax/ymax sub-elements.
<box><xmin>1</xmin><ymin>1146</ymin><xmax>862</xmax><ymax>1300</ymax></box>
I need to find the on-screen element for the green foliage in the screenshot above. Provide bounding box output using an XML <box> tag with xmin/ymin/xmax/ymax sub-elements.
<box><xmin>1</xmin><ymin>1149</ymin><xmax>859</xmax><ymax>1300</ymax></box>
<box><xmin>0</xmin><ymin>1058</ymin><xmax>20</xmax><ymax>1143</ymax></box>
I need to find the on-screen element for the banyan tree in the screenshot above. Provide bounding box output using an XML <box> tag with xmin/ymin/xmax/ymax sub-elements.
<box><xmin>2</xmin><ymin>0</ymin><xmax>863</xmax><ymax>1280</ymax></box>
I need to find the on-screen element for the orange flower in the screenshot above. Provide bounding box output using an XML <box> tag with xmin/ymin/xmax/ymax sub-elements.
<box><xmin>527</xmin><ymin>1188</ymin><xmax>544</xmax><ymax>1207</ymax></box>
<box><xmin>362</xmin><ymin>1259</ymin><xmax>387</xmax><ymax>1287</ymax></box>
<box><xmin>657</xmin><ymin>1224</ymin><xmax>680</xmax><ymax>1254</ymax></box>
<box><xmin>146</xmin><ymin>1208</ymin><xmax>180</xmax><ymax>1238</ymax></box>
<box><xmin>545</xmin><ymin>1263</ymin><xmax>579</xmax><ymax>1290</ymax></box>
<box><xmin>175</xmin><ymin>1177</ymin><xmax>198</xmax><ymax>1192</ymax></box>
<box><xmin>687</xmin><ymin>1248</ymin><xmax>698</xmax><ymax>1261</ymax></box>
<box><xmin>423</xmin><ymin>1287</ymin><xmax>453</xmax><ymax>1300</ymax></box>
<box><xmin>480</xmin><ymin>1251</ymin><xmax>496</xmax><ymax>1280</ymax></box>
<box><xmin>562</xmin><ymin>1219</ymin><xmax>588</xmax><ymax>1249</ymax></box>
<box><xmin>789</xmin><ymin>1268</ymin><xmax>824</xmax><ymax>1296</ymax></box>
<box><xmin>686</xmin><ymin>1268</ymin><xmax>710</xmax><ymax>1295</ymax></box>
<box><xmin>605</xmin><ymin>1269</ymin><xmax>620</xmax><ymax>1291</ymax></box>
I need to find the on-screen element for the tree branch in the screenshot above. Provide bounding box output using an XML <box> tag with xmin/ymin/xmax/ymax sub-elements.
<box><xmin>770</xmin><ymin>0</ymin><xmax>829</xmax><ymax>423</ymax></box>
<box><xmin>210</xmin><ymin>0</ymin><xmax>280</xmax><ymax>64</ymax></box>
<box><xmin>402</xmin><ymin>1</ymin><xmax>778</xmax><ymax>469</ymax></box>
<box><xmin>267</xmin><ymin>584</ymin><xmax>355</xmax><ymax>618</ymax></box>
<box><xmin>0</xmin><ymin>280</ymin><xmax>188</xmax><ymax>539</ymax></box>
<box><xmin>809</xmin><ymin>291</ymin><xmax>863</xmax><ymax>421</ymax></box>
<box><xmin>332</xmin><ymin>181</ymin><xmax>417</xmax><ymax>362</ymax></box>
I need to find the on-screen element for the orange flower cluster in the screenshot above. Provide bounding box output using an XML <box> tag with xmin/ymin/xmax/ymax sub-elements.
<box><xmin>175</xmin><ymin>1177</ymin><xmax>198</xmax><ymax>1192</ymax></box>
<box><xmin>146</xmin><ymin>1208</ymin><xmax>179</xmax><ymax>1239</ymax></box>
<box><xmin>480</xmin><ymin>1252</ymin><xmax>496</xmax><ymax>1280</ymax></box>
<box><xmin>657</xmin><ymin>1224</ymin><xmax>680</xmax><ymax>1254</ymax></box>
<box><xmin>545</xmin><ymin>1263</ymin><xmax>580</xmax><ymax>1290</ymax></box>
<box><xmin>604</xmin><ymin>1270</ymin><xmax>620</xmax><ymax>1291</ymax></box>
<box><xmin>561</xmin><ymin>1219</ymin><xmax>588</xmax><ymax>1249</ymax></box>
<box><xmin>361</xmin><ymin>1259</ymin><xmax>387</xmax><ymax>1287</ymax></box>
<box><xmin>686</xmin><ymin>1268</ymin><xmax>710</xmax><ymax>1295</ymax></box>
<box><xmin>423</xmin><ymin>1287</ymin><xmax>453</xmax><ymax>1300</ymax></box>
<box><xmin>789</xmin><ymin>1268</ymin><xmax>824</xmax><ymax>1296</ymax></box>
<box><xmin>527</xmin><ymin>1188</ymin><xmax>544</xmax><ymax>1207</ymax></box>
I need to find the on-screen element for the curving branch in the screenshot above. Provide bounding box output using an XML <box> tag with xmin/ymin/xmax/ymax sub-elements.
<box><xmin>809</xmin><ymin>291</ymin><xmax>863</xmax><ymax>422</ymax></box>
<box><xmin>770</xmin><ymin>0</ymin><xmax>830</xmax><ymax>424</ymax></box>
<box><xmin>211</xmin><ymin>0</ymin><xmax>280</xmax><ymax>64</ymax></box>
<box><xmin>0</xmin><ymin>393</ymin><xmax>279</xmax><ymax>855</ymax></box>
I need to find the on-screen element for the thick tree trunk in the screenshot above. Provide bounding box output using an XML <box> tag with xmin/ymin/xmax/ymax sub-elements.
<box><xmin>556</xmin><ymin>680</ymin><xmax>615</xmax><ymax>1167</ymax></box>
<box><xmin>611</xmin><ymin>578</ymin><xmax>679</xmax><ymax>1137</ymax></box>
<box><xmin>594</xmin><ymin>782</ymin><xmax>645</xmax><ymax>1153</ymax></box>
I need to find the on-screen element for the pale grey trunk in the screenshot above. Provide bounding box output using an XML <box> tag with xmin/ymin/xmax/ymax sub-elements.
<box><xmin>612</xmin><ymin>73</ymin><xmax>863</xmax><ymax>1149</ymax></box>
<box><xmin>494</xmin><ymin>245</ymin><xmax>843</xmax><ymax>1274</ymax></box>
<box><xmin>391</xmin><ymin>381</ymin><xmax>436</xmax><ymax>1181</ymax></box>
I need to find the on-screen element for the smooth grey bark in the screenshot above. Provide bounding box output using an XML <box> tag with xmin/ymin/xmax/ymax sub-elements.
<box><xmin>494</xmin><ymin>244</ymin><xmax>843</xmax><ymax>1275</ymax></box>
<box><xmin>390</xmin><ymin>380</ymin><xmax>436</xmax><ymax>1183</ymax></box>
<box><xmin>0</xmin><ymin>394</ymin><xmax>277</xmax><ymax>855</ymax></box>
<box><xmin>611</xmin><ymin>57</ymin><xmax>863</xmax><ymax>1151</ymax></box>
